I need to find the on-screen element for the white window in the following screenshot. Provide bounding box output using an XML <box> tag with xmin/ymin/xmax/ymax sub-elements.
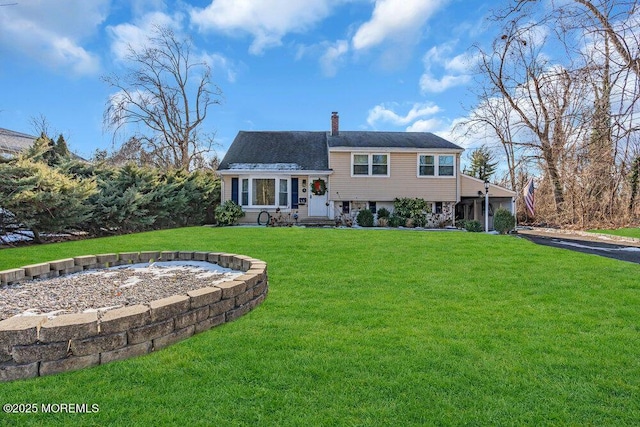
<box><xmin>241</xmin><ymin>179</ymin><xmax>249</xmax><ymax>206</ymax></box>
<box><xmin>372</xmin><ymin>155</ymin><xmax>388</xmax><ymax>175</ymax></box>
<box><xmin>439</xmin><ymin>155</ymin><xmax>454</xmax><ymax>176</ymax></box>
<box><xmin>418</xmin><ymin>155</ymin><xmax>435</xmax><ymax>176</ymax></box>
<box><xmin>353</xmin><ymin>154</ymin><xmax>369</xmax><ymax>175</ymax></box>
<box><xmin>279</xmin><ymin>179</ymin><xmax>288</xmax><ymax>206</ymax></box>
<box><xmin>417</xmin><ymin>154</ymin><xmax>456</xmax><ymax>177</ymax></box>
<box><xmin>240</xmin><ymin>177</ymin><xmax>291</xmax><ymax>208</ymax></box>
<box><xmin>352</xmin><ymin>153</ymin><xmax>389</xmax><ymax>177</ymax></box>
<box><xmin>252</xmin><ymin>179</ymin><xmax>275</xmax><ymax>206</ymax></box>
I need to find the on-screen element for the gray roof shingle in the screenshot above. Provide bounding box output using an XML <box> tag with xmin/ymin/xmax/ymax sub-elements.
<box><xmin>219</xmin><ymin>131</ymin><xmax>329</xmax><ymax>171</ymax></box>
<box><xmin>218</xmin><ymin>130</ymin><xmax>463</xmax><ymax>172</ymax></box>
<box><xmin>328</xmin><ymin>131</ymin><xmax>463</xmax><ymax>150</ymax></box>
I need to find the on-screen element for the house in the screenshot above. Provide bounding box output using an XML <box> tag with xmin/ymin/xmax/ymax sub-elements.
<box><xmin>0</xmin><ymin>128</ymin><xmax>38</xmax><ymax>158</ymax></box>
<box><xmin>217</xmin><ymin>112</ymin><xmax>516</xmax><ymax>228</ymax></box>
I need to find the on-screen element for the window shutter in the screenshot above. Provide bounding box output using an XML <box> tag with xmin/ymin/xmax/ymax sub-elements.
<box><xmin>231</xmin><ymin>178</ymin><xmax>239</xmax><ymax>204</ymax></box>
<box><xmin>291</xmin><ymin>178</ymin><xmax>299</xmax><ymax>208</ymax></box>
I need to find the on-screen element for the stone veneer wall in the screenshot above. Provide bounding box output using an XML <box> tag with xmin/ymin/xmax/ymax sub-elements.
<box><xmin>0</xmin><ymin>251</ymin><xmax>268</xmax><ymax>382</ymax></box>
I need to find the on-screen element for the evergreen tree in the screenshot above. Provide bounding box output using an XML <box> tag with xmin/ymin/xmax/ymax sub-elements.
<box><xmin>0</xmin><ymin>158</ymin><xmax>96</xmax><ymax>243</ymax></box>
<box><xmin>466</xmin><ymin>145</ymin><xmax>498</xmax><ymax>182</ymax></box>
<box><xmin>86</xmin><ymin>164</ymin><xmax>159</xmax><ymax>234</ymax></box>
<box><xmin>24</xmin><ymin>133</ymin><xmax>72</xmax><ymax>167</ymax></box>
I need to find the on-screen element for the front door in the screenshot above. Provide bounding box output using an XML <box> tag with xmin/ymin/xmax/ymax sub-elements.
<box><xmin>308</xmin><ymin>177</ymin><xmax>328</xmax><ymax>217</ymax></box>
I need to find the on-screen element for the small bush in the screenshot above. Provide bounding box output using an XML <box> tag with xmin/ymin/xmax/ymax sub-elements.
<box><xmin>464</xmin><ymin>220</ymin><xmax>483</xmax><ymax>232</ymax></box>
<box><xmin>377</xmin><ymin>217</ymin><xmax>389</xmax><ymax>227</ymax></box>
<box><xmin>392</xmin><ymin>197</ymin><xmax>429</xmax><ymax>228</ymax></box>
<box><xmin>376</xmin><ymin>207</ymin><xmax>390</xmax><ymax>219</ymax></box>
<box><xmin>494</xmin><ymin>208</ymin><xmax>515</xmax><ymax>234</ymax></box>
<box><xmin>356</xmin><ymin>209</ymin><xmax>374</xmax><ymax>227</ymax></box>
<box><xmin>388</xmin><ymin>214</ymin><xmax>405</xmax><ymax>228</ymax></box>
<box><xmin>214</xmin><ymin>201</ymin><xmax>245</xmax><ymax>226</ymax></box>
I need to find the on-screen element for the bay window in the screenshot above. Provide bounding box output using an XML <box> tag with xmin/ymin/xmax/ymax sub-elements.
<box><xmin>235</xmin><ymin>176</ymin><xmax>292</xmax><ymax>208</ymax></box>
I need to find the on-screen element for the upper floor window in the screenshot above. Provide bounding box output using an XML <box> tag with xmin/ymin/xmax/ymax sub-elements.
<box><xmin>353</xmin><ymin>154</ymin><xmax>369</xmax><ymax>175</ymax></box>
<box><xmin>418</xmin><ymin>154</ymin><xmax>455</xmax><ymax>177</ymax></box>
<box><xmin>419</xmin><ymin>155</ymin><xmax>435</xmax><ymax>176</ymax></box>
<box><xmin>372</xmin><ymin>155</ymin><xmax>388</xmax><ymax>175</ymax></box>
<box><xmin>439</xmin><ymin>155</ymin><xmax>454</xmax><ymax>176</ymax></box>
<box><xmin>352</xmin><ymin>153</ymin><xmax>389</xmax><ymax>176</ymax></box>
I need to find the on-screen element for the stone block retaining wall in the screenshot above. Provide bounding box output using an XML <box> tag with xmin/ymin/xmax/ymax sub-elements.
<box><xmin>0</xmin><ymin>251</ymin><xmax>268</xmax><ymax>382</ymax></box>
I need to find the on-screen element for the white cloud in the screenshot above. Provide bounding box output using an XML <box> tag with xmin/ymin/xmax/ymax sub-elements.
<box><xmin>367</xmin><ymin>102</ymin><xmax>441</xmax><ymax>129</ymax></box>
<box><xmin>320</xmin><ymin>40</ymin><xmax>349</xmax><ymax>77</ymax></box>
<box><xmin>107</xmin><ymin>12</ymin><xmax>236</xmax><ymax>83</ymax></box>
<box><xmin>352</xmin><ymin>0</ymin><xmax>448</xmax><ymax>51</ymax></box>
<box><xmin>406</xmin><ymin>118</ymin><xmax>442</xmax><ymax>132</ymax></box>
<box><xmin>0</xmin><ymin>0</ymin><xmax>108</xmax><ymax>75</ymax></box>
<box><xmin>200</xmin><ymin>53</ymin><xmax>238</xmax><ymax>83</ymax></box>
<box><xmin>107</xmin><ymin>12</ymin><xmax>182</xmax><ymax>61</ymax></box>
<box><xmin>190</xmin><ymin>0</ymin><xmax>337</xmax><ymax>54</ymax></box>
<box><xmin>419</xmin><ymin>43</ymin><xmax>474</xmax><ymax>93</ymax></box>
<box><xmin>419</xmin><ymin>73</ymin><xmax>471</xmax><ymax>93</ymax></box>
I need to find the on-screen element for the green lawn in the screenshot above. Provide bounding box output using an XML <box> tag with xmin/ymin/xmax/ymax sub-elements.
<box><xmin>590</xmin><ymin>227</ymin><xmax>640</xmax><ymax>239</ymax></box>
<box><xmin>1</xmin><ymin>227</ymin><xmax>639</xmax><ymax>426</ymax></box>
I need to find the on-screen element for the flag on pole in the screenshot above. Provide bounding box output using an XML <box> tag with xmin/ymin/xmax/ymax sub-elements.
<box><xmin>524</xmin><ymin>178</ymin><xmax>535</xmax><ymax>217</ymax></box>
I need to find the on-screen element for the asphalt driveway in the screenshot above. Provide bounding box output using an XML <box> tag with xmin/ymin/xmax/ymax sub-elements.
<box><xmin>518</xmin><ymin>229</ymin><xmax>640</xmax><ymax>264</ymax></box>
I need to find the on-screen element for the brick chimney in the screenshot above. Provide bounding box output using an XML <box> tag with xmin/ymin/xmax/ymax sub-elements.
<box><xmin>331</xmin><ymin>112</ymin><xmax>339</xmax><ymax>136</ymax></box>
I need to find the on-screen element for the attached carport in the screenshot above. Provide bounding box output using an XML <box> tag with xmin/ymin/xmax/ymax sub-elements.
<box><xmin>457</xmin><ymin>175</ymin><xmax>516</xmax><ymax>230</ymax></box>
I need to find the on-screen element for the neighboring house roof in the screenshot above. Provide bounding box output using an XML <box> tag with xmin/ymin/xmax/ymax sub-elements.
<box><xmin>328</xmin><ymin>131</ymin><xmax>463</xmax><ymax>151</ymax></box>
<box><xmin>218</xmin><ymin>131</ymin><xmax>330</xmax><ymax>172</ymax></box>
<box><xmin>0</xmin><ymin>127</ymin><xmax>37</xmax><ymax>156</ymax></box>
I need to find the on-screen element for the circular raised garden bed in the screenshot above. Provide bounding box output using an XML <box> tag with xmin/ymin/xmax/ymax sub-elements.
<box><xmin>0</xmin><ymin>251</ymin><xmax>268</xmax><ymax>382</ymax></box>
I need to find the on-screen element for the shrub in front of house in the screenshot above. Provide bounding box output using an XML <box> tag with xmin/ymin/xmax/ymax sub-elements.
<box><xmin>464</xmin><ymin>220</ymin><xmax>483</xmax><ymax>232</ymax></box>
<box><xmin>377</xmin><ymin>217</ymin><xmax>389</xmax><ymax>227</ymax></box>
<box><xmin>493</xmin><ymin>208</ymin><xmax>516</xmax><ymax>234</ymax></box>
<box><xmin>388</xmin><ymin>214</ymin><xmax>405</xmax><ymax>228</ymax></box>
<box><xmin>376</xmin><ymin>207</ymin><xmax>390</xmax><ymax>219</ymax></box>
<box><xmin>214</xmin><ymin>200</ymin><xmax>245</xmax><ymax>226</ymax></box>
<box><xmin>392</xmin><ymin>197</ymin><xmax>430</xmax><ymax>228</ymax></box>
<box><xmin>356</xmin><ymin>209</ymin><xmax>374</xmax><ymax>227</ymax></box>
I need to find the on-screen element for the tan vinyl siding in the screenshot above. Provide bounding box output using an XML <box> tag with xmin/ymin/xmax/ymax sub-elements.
<box><xmin>328</xmin><ymin>151</ymin><xmax>458</xmax><ymax>201</ymax></box>
<box><xmin>222</xmin><ymin>175</ymin><xmax>232</xmax><ymax>202</ymax></box>
<box><xmin>460</xmin><ymin>174</ymin><xmax>516</xmax><ymax>198</ymax></box>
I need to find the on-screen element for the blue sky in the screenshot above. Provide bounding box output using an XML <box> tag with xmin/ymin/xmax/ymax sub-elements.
<box><xmin>0</xmin><ymin>0</ymin><xmax>498</xmax><ymax>161</ymax></box>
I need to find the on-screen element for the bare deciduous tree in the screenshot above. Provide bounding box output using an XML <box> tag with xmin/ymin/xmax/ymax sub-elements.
<box><xmin>463</xmin><ymin>0</ymin><xmax>640</xmax><ymax>228</ymax></box>
<box><xmin>103</xmin><ymin>25</ymin><xmax>223</xmax><ymax>172</ymax></box>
